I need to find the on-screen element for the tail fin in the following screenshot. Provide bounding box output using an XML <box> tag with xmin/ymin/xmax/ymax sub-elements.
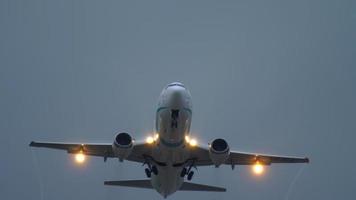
<box><xmin>180</xmin><ymin>182</ymin><xmax>226</xmax><ymax>192</ymax></box>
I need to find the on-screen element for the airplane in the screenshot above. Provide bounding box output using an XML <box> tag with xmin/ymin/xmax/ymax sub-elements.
<box><xmin>30</xmin><ymin>82</ymin><xmax>309</xmax><ymax>198</ymax></box>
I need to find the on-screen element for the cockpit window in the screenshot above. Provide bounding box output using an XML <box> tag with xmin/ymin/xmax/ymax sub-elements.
<box><xmin>166</xmin><ymin>82</ymin><xmax>185</xmax><ymax>89</ymax></box>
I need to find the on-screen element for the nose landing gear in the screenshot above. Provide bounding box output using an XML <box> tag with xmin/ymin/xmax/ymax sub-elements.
<box><xmin>171</xmin><ymin>109</ymin><xmax>179</xmax><ymax>128</ymax></box>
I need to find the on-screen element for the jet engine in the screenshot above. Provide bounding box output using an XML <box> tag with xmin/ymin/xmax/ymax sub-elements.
<box><xmin>209</xmin><ymin>138</ymin><xmax>230</xmax><ymax>167</ymax></box>
<box><xmin>112</xmin><ymin>132</ymin><xmax>133</xmax><ymax>161</ymax></box>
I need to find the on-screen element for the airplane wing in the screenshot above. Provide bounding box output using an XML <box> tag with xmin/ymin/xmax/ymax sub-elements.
<box><xmin>191</xmin><ymin>146</ymin><xmax>309</xmax><ymax>166</ymax></box>
<box><xmin>30</xmin><ymin>141</ymin><xmax>309</xmax><ymax>166</ymax></box>
<box><xmin>29</xmin><ymin>141</ymin><xmax>151</xmax><ymax>163</ymax></box>
<box><xmin>225</xmin><ymin>151</ymin><xmax>309</xmax><ymax>165</ymax></box>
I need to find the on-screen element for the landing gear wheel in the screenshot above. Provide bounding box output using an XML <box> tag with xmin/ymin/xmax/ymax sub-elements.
<box><xmin>145</xmin><ymin>168</ymin><xmax>151</xmax><ymax>178</ymax></box>
<box><xmin>180</xmin><ymin>168</ymin><xmax>187</xmax><ymax>177</ymax></box>
<box><xmin>152</xmin><ymin>165</ymin><xmax>158</xmax><ymax>175</ymax></box>
<box><xmin>187</xmin><ymin>171</ymin><xmax>194</xmax><ymax>181</ymax></box>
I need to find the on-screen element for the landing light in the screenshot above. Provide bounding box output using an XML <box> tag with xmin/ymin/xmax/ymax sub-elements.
<box><xmin>185</xmin><ymin>135</ymin><xmax>190</xmax><ymax>143</ymax></box>
<box><xmin>146</xmin><ymin>136</ymin><xmax>154</xmax><ymax>144</ymax></box>
<box><xmin>189</xmin><ymin>139</ymin><xmax>197</xmax><ymax>147</ymax></box>
<box><xmin>75</xmin><ymin>151</ymin><xmax>86</xmax><ymax>164</ymax></box>
<box><xmin>146</xmin><ymin>133</ymin><xmax>159</xmax><ymax>144</ymax></box>
<box><xmin>185</xmin><ymin>135</ymin><xmax>197</xmax><ymax>147</ymax></box>
<box><xmin>154</xmin><ymin>133</ymin><xmax>159</xmax><ymax>141</ymax></box>
<box><xmin>252</xmin><ymin>161</ymin><xmax>264</xmax><ymax>175</ymax></box>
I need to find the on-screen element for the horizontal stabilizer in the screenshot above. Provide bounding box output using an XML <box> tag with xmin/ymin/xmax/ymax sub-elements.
<box><xmin>180</xmin><ymin>182</ymin><xmax>226</xmax><ymax>192</ymax></box>
<box><xmin>104</xmin><ymin>179</ymin><xmax>226</xmax><ymax>192</ymax></box>
<box><xmin>104</xmin><ymin>180</ymin><xmax>152</xmax><ymax>189</ymax></box>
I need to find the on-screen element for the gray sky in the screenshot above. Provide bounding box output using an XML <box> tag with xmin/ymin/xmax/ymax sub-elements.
<box><xmin>1</xmin><ymin>0</ymin><xmax>355</xmax><ymax>199</ymax></box>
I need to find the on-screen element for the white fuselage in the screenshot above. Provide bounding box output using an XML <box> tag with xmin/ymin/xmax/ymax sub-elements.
<box><xmin>150</xmin><ymin>82</ymin><xmax>193</xmax><ymax>197</ymax></box>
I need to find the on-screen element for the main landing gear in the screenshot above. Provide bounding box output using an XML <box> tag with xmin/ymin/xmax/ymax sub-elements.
<box><xmin>187</xmin><ymin>171</ymin><xmax>194</xmax><ymax>181</ymax></box>
<box><xmin>144</xmin><ymin>166</ymin><xmax>158</xmax><ymax>178</ymax></box>
<box><xmin>145</xmin><ymin>168</ymin><xmax>151</xmax><ymax>178</ymax></box>
<box><xmin>152</xmin><ymin>166</ymin><xmax>158</xmax><ymax>175</ymax></box>
<box><xmin>180</xmin><ymin>162</ymin><xmax>196</xmax><ymax>181</ymax></box>
<box><xmin>143</xmin><ymin>159</ymin><xmax>158</xmax><ymax>178</ymax></box>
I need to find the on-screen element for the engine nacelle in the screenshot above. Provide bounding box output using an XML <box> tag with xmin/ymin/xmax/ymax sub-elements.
<box><xmin>112</xmin><ymin>132</ymin><xmax>133</xmax><ymax>161</ymax></box>
<box><xmin>209</xmin><ymin>138</ymin><xmax>230</xmax><ymax>167</ymax></box>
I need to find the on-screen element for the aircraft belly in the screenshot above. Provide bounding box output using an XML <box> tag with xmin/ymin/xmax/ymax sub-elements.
<box><xmin>152</xmin><ymin>165</ymin><xmax>183</xmax><ymax>197</ymax></box>
<box><xmin>153</xmin><ymin>98</ymin><xmax>192</xmax><ymax>197</ymax></box>
<box><xmin>151</xmin><ymin>145</ymin><xmax>187</xmax><ymax>196</ymax></box>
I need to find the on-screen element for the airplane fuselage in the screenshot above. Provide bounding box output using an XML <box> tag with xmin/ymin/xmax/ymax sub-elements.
<box><xmin>151</xmin><ymin>82</ymin><xmax>193</xmax><ymax>197</ymax></box>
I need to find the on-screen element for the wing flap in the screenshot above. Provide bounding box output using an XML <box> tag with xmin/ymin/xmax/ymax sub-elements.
<box><xmin>180</xmin><ymin>182</ymin><xmax>226</xmax><ymax>192</ymax></box>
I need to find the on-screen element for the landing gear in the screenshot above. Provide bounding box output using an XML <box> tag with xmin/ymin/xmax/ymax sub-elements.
<box><xmin>187</xmin><ymin>171</ymin><xmax>194</xmax><ymax>181</ymax></box>
<box><xmin>181</xmin><ymin>165</ymin><xmax>195</xmax><ymax>181</ymax></box>
<box><xmin>182</xmin><ymin>159</ymin><xmax>197</xmax><ymax>181</ymax></box>
<box><xmin>143</xmin><ymin>156</ymin><xmax>158</xmax><ymax>177</ymax></box>
<box><xmin>144</xmin><ymin>166</ymin><xmax>158</xmax><ymax>177</ymax></box>
<box><xmin>152</xmin><ymin>165</ymin><xmax>158</xmax><ymax>175</ymax></box>
<box><xmin>171</xmin><ymin>109</ymin><xmax>179</xmax><ymax>128</ymax></box>
<box><xmin>145</xmin><ymin>168</ymin><xmax>151</xmax><ymax>178</ymax></box>
<box><xmin>180</xmin><ymin>168</ymin><xmax>187</xmax><ymax>177</ymax></box>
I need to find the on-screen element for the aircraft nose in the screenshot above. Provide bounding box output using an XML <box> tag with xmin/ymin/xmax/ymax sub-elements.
<box><xmin>170</xmin><ymin>89</ymin><xmax>184</xmax><ymax>102</ymax></box>
<box><xmin>167</xmin><ymin>87</ymin><xmax>186</xmax><ymax>108</ymax></box>
<box><xmin>172</xmin><ymin>89</ymin><xmax>183</xmax><ymax>99</ymax></box>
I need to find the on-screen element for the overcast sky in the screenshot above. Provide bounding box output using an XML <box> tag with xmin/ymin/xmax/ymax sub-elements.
<box><xmin>1</xmin><ymin>0</ymin><xmax>355</xmax><ymax>200</ymax></box>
